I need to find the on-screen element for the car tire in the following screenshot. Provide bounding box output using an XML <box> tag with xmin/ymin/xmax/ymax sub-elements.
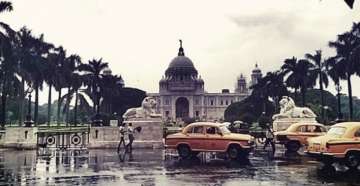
<box><xmin>345</xmin><ymin>152</ymin><xmax>360</xmax><ymax>169</ymax></box>
<box><xmin>285</xmin><ymin>141</ymin><xmax>301</xmax><ymax>152</ymax></box>
<box><xmin>177</xmin><ymin>145</ymin><xmax>191</xmax><ymax>159</ymax></box>
<box><xmin>227</xmin><ymin>145</ymin><xmax>240</xmax><ymax>160</ymax></box>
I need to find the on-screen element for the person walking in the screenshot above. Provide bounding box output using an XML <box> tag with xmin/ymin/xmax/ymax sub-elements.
<box><xmin>126</xmin><ymin>123</ymin><xmax>134</xmax><ymax>153</ymax></box>
<box><xmin>263</xmin><ymin>125</ymin><xmax>275</xmax><ymax>153</ymax></box>
<box><xmin>117</xmin><ymin>123</ymin><xmax>126</xmax><ymax>153</ymax></box>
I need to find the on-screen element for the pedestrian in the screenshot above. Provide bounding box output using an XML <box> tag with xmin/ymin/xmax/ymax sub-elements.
<box><xmin>263</xmin><ymin>125</ymin><xmax>275</xmax><ymax>153</ymax></box>
<box><xmin>126</xmin><ymin>123</ymin><xmax>134</xmax><ymax>153</ymax></box>
<box><xmin>117</xmin><ymin>123</ymin><xmax>126</xmax><ymax>153</ymax></box>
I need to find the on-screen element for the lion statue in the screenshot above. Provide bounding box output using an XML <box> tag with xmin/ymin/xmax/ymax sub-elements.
<box><xmin>122</xmin><ymin>97</ymin><xmax>162</xmax><ymax>120</ymax></box>
<box><xmin>272</xmin><ymin>96</ymin><xmax>316</xmax><ymax>120</ymax></box>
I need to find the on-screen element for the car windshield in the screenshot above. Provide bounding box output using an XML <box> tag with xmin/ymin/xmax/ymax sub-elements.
<box><xmin>327</xmin><ymin>127</ymin><xmax>346</xmax><ymax>137</ymax></box>
<box><xmin>219</xmin><ymin>125</ymin><xmax>231</xmax><ymax>134</ymax></box>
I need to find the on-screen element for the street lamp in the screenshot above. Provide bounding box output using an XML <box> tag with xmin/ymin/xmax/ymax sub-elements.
<box><xmin>335</xmin><ymin>84</ymin><xmax>343</xmax><ymax>121</ymax></box>
<box><xmin>92</xmin><ymin>85</ymin><xmax>103</xmax><ymax>126</ymax></box>
<box><xmin>24</xmin><ymin>87</ymin><xmax>34</xmax><ymax>127</ymax></box>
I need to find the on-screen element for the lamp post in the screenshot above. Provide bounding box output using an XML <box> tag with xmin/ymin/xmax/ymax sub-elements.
<box><xmin>335</xmin><ymin>84</ymin><xmax>343</xmax><ymax>121</ymax></box>
<box><xmin>260</xmin><ymin>93</ymin><xmax>266</xmax><ymax>115</ymax></box>
<box><xmin>24</xmin><ymin>87</ymin><xmax>34</xmax><ymax>127</ymax></box>
<box><xmin>92</xmin><ymin>85</ymin><xmax>103</xmax><ymax>126</ymax></box>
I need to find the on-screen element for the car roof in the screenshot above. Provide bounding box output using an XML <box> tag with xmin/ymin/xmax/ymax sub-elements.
<box><xmin>186</xmin><ymin>122</ymin><xmax>225</xmax><ymax>127</ymax></box>
<box><xmin>291</xmin><ymin>122</ymin><xmax>324</xmax><ymax>127</ymax></box>
<box><xmin>332</xmin><ymin>122</ymin><xmax>360</xmax><ymax>129</ymax></box>
<box><xmin>331</xmin><ymin>122</ymin><xmax>360</xmax><ymax>137</ymax></box>
<box><xmin>183</xmin><ymin>122</ymin><xmax>225</xmax><ymax>131</ymax></box>
<box><xmin>287</xmin><ymin>122</ymin><xmax>324</xmax><ymax>131</ymax></box>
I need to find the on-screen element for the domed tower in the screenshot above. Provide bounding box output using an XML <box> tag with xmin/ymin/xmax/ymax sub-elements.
<box><xmin>159</xmin><ymin>40</ymin><xmax>204</xmax><ymax>93</ymax></box>
<box><xmin>250</xmin><ymin>63</ymin><xmax>262</xmax><ymax>86</ymax></box>
<box><xmin>235</xmin><ymin>73</ymin><xmax>248</xmax><ymax>94</ymax></box>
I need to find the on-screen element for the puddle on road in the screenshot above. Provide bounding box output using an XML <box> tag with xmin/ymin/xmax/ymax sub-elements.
<box><xmin>0</xmin><ymin>148</ymin><xmax>359</xmax><ymax>185</ymax></box>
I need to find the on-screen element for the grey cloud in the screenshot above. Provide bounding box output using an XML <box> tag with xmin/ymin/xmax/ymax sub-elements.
<box><xmin>229</xmin><ymin>12</ymin><xmax>299</xmax><ymax>37</ymax></box>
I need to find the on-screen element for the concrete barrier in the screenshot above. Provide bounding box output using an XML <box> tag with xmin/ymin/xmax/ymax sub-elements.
<box><xmin>0</xmin><ymin>120</ymin><xmax>164</xmax><ymax>150</ymax></box>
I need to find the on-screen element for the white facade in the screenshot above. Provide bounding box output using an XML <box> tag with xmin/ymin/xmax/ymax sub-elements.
<box><xmin>148</xmin><ymin>41</ymin><xmax>262</xmax><ymax>121</ymax></box>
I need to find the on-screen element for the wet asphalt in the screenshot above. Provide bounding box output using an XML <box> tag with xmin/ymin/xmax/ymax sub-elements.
<box><xmin>0</xmin><ymin>145</ymin><xmax>359</xmax><ymax>186</ymax></box>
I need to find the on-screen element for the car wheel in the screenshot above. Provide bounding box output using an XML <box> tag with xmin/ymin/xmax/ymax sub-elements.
<box><xmin>177</xmin><ymin>145</ymin><xmax>191</xmax><ymax>159</ymax></box>
<box><xmin>345</xmin><ymin>152</ymin><xmax>360</xmax><ymax>169</ymax></box>
<box><xmin>227</xmin><ymin>145</ymin><xmax>240</xmax><ymax>160</ymax></box>
<box><xmin>285</xmin><ymin>141</ymin><xmax>301</xmax><ymax>152</ymax></box>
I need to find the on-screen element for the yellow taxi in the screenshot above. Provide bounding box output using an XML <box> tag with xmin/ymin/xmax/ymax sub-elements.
<box><xmin>165</xmin><ymin>122</ymin><xmax>254</xmax><ymax>160</ymax></box>
<box><xmin>306</xmin><ymin>122</ymin><xmax>360</xmax><ymax>169</ymax></box>
<box><xmin>274</xmin><ymin>122</ymin><xmax>327</xmax><ymax>152</ymax></box>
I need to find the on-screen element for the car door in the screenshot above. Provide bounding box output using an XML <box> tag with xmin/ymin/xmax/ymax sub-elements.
<box><xmin>354</xmin><ymin>128</ymin><xmax>360</xmax><ymax>149</ymax></box>
<box><xmin>295</xmin><ymin>125</ymin><xmax>307</xmax><ymax>144</ymax></box>
<box><xmin>205</xmin><ymin>126</ymin><xmax>226</xmax><ymax>151</ymax></box>
<box><xmin>187</xmin><ymin>126</ymin><xmax>206</xmax><ymax>150</ymax></box>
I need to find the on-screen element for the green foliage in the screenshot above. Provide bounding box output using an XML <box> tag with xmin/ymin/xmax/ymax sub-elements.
<box><xmin>258</xmin><ymin>115</ymin><xmax>272</xmax><ymax>129</ymax></box>
<box><xmin>224</xmin><ymin>94</ymin><xmax>275</xmax><ymax>124</ymax></box>
<box><xmin>290</xmin><ymin>89</ymin><xmax>337</xmax><ymax>123</ymax></box>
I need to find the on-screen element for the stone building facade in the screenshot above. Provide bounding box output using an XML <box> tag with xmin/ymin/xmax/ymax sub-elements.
<box><xmin>148</xmin><ymin>41</ymin><xmax>262</xmax><ymax>121</ymax></box>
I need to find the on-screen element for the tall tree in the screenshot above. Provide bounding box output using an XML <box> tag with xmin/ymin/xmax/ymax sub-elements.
<box><xmin>78</xmin><ymin>58</ymin><xmax>109</xmax><ymax>115</ymax></box>
<box><xmin>53</xmin><ymin>46</ymin><xmax>66</xmax><ymax>126</ymax></box>
<box><xmin>326</xmin><ymin>56</ymin><xmax>346</xmax><ymax>119</ymax></box>
<box><xmin>306</xmin><ymin>50</ymin><xmax>329</xmax><ymax>121</ymax></box>
<box><xmin>329</xmin><ymin>23</ymin><xmax>360</xmax><ymax>120</ymax></box>
<box><xmin>281</xmin><ymin>57</ymin><xmax>315</xmax><ymax>106</ymax></box>
<box><xmin>62</xmin><ymin>54</ymin><xmax>81</xmax><ymax>126</ymax></box>
<box><xmin>0</xmin><ymin>1</ymin><xmax>15</xmax><ymax>129</ymax></box>
<box><xmin>26</xmin><ymin>34</ymin><xmax>52</xmax><ymax>126</ymax></box>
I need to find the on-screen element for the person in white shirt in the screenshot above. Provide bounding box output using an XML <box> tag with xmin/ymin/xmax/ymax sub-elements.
<box><xmin>126</xmin><ymin>123</ymin><xmax>134</xmax><ymax>153</ymax></box>
<box><xmin>117</xmin><ymin>123</ymin><xmax>126</xmax><ymax>153</ymax></box>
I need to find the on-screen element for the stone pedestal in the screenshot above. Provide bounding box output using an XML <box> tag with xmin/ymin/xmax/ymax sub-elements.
<box><xmin>124</xmin><ymin>118</ymin><xmax>163</xmax><ymax>148</ymax></box>
<box><xmin>273</xmin><ymin>118</ymin><xmax>317</xmax><ymax>132</ymax></box>
<box><xmin>88</xmin><ymin>118</ymin><xmax>163</xmax><ymax>149</ymax></box>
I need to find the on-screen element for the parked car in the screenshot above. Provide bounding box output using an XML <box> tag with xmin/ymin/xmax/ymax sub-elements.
<box><xmin>306</xmin><ymin>122</ymin><xmax>360</xmax><ymax>169</ymax></box>
<box><xmin>165</xmin><ymin>122</ymin><xmax>255</xmax><ymax>160</ymax></box>
<box><xmin>274</xmin><ymin>122</ymin><xmax>327</xmax><ymax>152</ymax></box>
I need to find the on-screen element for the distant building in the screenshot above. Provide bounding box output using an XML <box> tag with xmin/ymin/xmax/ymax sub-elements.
<box><xmin>148</xmin><ymin>40</ymin><xmax>262</xmax><ymax>121</ymax></box>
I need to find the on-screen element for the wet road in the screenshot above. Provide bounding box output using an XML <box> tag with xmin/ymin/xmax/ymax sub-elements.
<box><xmin>0</xmin><ymin>147</ymin><xmax>359</xmax><ymax>186</ymax></box>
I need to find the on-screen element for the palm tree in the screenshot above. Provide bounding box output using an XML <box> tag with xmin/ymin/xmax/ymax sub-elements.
<box><xmin>62</xmin><ymin>54</ymin><xmax>81</xmax><ymax>126</ymax></box>
<box><xmin>44</xmin><ymin>47</ymin><xmax>60</xmax><ymax>126</ymax></box>
<box><xmin>79</xmin><ymin>58</ymin><xmax>109</xmax><ymax>116</ymax></box>
<box><xmin>15</xmin><ymin>27</ymin><xmax>45</xmax><ymax>126</ymax></box>
<box><xmin>281</xmin><ymin>57</ymin><xmax>301</xmax><ymax>102</ymax></box>
<box><xmin>281</xmin><ymin>57</ymin><xmax>315</xmax><ymax>106</ymax></box>
<box><xmin>305</xmin><ymin>50</ymin><xmax>329</xmax><ymax>121</ymax></box>
<box><xmin>326</xmin><ymin>56</ymin><xmax>346</xmax><ymax>119</ymax></box>
<box><xmin>329</xmin><ymin>24</ymin><xmax>360</xmax><ymax>120</ymax></box>
<box><xmin>99</xmin><ymin>73</ymin><xmax>124</xmax><ymax>115</ymax></box>
<box><xmin>298</xmin><ymin>59</ymin><xmax>316</xmax><ymax>106</ymax></box>
<box><xmin>53</xmin><ymin>46</ymin><xmax>67</xmax><ymax>126</ymax></box>
<box><xmin>0</xmin><ymin>1</ymin><xmax>14</xmax><ymax>129</ymax></box>
<box><xmin>26</xmin><ymin>34</ymin><xmax>52</xmax><ymax>126</ymax></box>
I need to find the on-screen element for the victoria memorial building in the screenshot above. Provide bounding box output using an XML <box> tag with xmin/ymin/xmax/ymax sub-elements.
<box><xmin>148</xmin><ymin>41</ymin><xmax>262</xmax><ymax>121</ymax></box>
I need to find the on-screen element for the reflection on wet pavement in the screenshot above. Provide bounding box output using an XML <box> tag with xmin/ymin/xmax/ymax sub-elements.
<box><xmin>0</xmin><ymin>147</ymin><xmax>359</xmax><ymax>186</ymax></box>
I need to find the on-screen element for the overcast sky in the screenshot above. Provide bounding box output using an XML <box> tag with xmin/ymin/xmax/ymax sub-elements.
<box><xmin>2</xmin><ymin>0</ymin><xmax>360</xmax><ymax>104</ymax></box>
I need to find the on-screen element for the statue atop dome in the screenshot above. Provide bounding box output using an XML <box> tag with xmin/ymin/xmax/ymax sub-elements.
<box><xmin>178</xmin><ymin>39</ymin><xmax>184</xmax><ymax>56</ymax></box>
